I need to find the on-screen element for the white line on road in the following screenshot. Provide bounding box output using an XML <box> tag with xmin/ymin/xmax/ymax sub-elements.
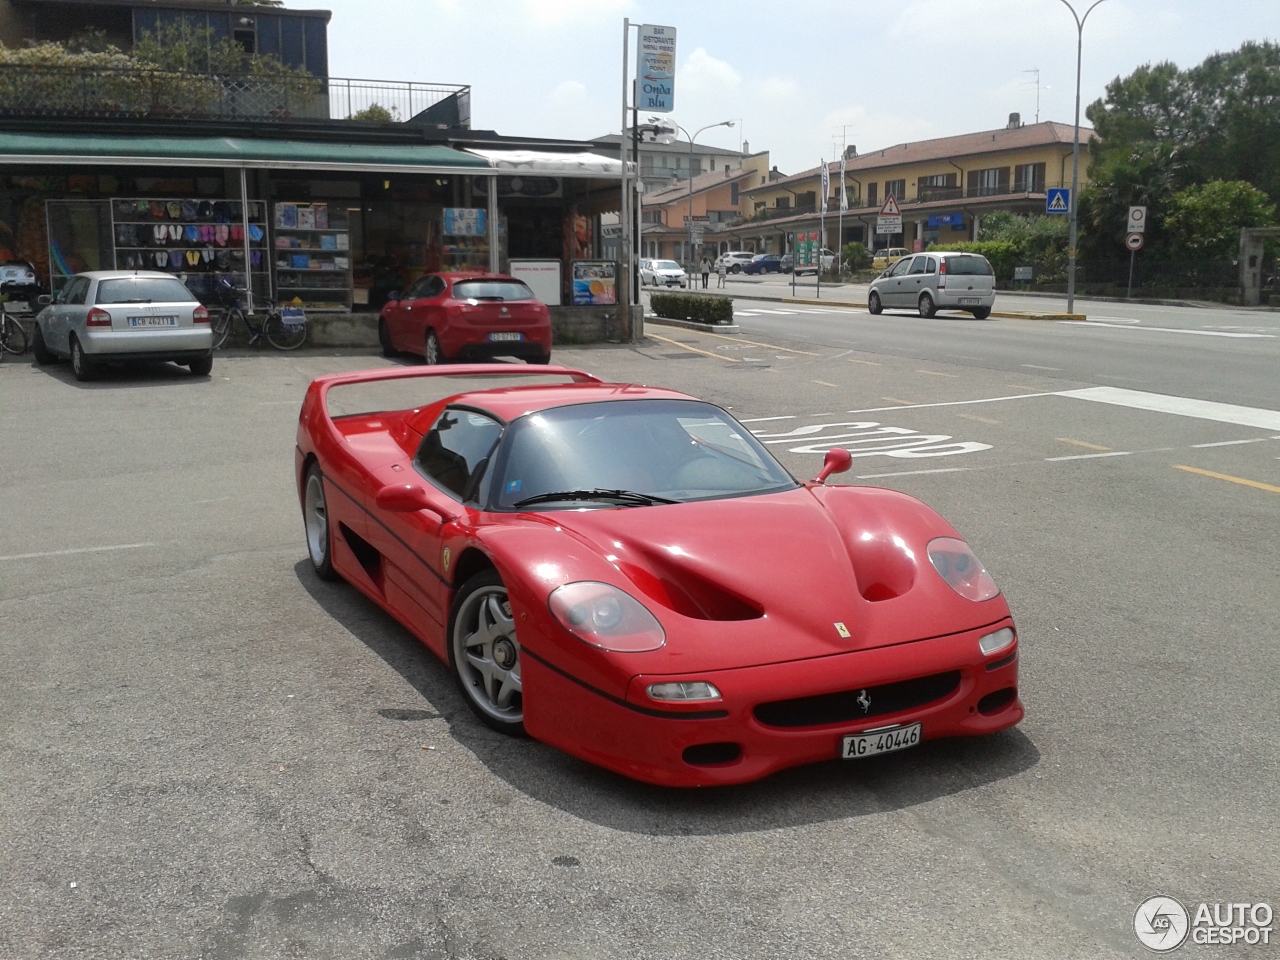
<box><xmin>1190</xmin><ymin>438</ymin><xmax>1270</xmax><ymax>448</ymax></box>
<box><xmin>0</xmin><ymin>542</ymin><xmax>157</xmax><ymax>562</ymax></box>
<box><xmin>1061</xmin><ymin>321</ymin><xmax>1274</xmax><ymax>339</ymax></box>
<box><xmin>855</xmin><ymin>467</ymin><xmax>971</xmax><ymax>479</ymax></box>
<box><xmin>739</xmin><ymin>415</ymin><xmax>796</xmax><ymax>423</ymax></box>
<box><xmin>847</xmin><ymin>392</ymin><xmax>1058</xmax><ymax>414</ymax></box>
<box><xmin>1021</xmin><ymin>364</ymin><xmax>1060</xmax><ymax>371</ymax></box>
<box><xmin>1045</xmin><ymin>451</ymin><xmax>1135</xmax><ymax>461</ymax></box>
<box><xmin>748</xmin><ymin>309</ymin><xmax>800</xmax><ymax>315</ymax></box>
<box><xmin>1058</xmin><ymin>387</ymin><xmax>1280</xmax><ymax>431</ymax></box>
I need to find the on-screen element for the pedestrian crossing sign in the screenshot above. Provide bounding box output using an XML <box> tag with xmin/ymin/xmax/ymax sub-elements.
<box><xmin>1046</xmin><ymin>188</ymin><xmax>1070</xmax><ymax>214</ymax></box>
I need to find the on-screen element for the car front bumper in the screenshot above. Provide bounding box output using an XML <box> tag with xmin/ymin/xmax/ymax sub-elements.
<box><xmin>522</xmin><ymin>619</ymin><xmax>1022</xmax><ymax>786</ymax></box>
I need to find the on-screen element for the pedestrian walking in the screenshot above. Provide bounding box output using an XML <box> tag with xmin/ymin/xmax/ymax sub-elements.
<box><xmin>700</xmin><ymin>257</ymin><xmax>711</xmax><ymax>289</ymax></box>
<box><xmin>716</xmin><ymin>259</ymin><xmax>727</xmax><ymax>288</ymax></box>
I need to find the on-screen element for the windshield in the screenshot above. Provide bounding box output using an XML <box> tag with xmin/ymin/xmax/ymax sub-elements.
<box><xmin>451</xmin><ymin>279</ymin><xmax>535</xmax><ymax>301</ymax></box>
<box><xmin>654</xmin><ymin>261</ymin><xmax>681</xmax><ymax>270</ymax></box>
<box><xmin>946</xmin><ymin>255</ymin><xmax>993</xmax><ymax>276</ymax></box>
<box><xmin>96</xmin><ymin>277</ymin><xmax>196</xmax><ymax>304</ymax></box>
<box><xmin>490</xmin><ymin>399</ymin><xmax>797</xmax><ymax>510</ymax></box>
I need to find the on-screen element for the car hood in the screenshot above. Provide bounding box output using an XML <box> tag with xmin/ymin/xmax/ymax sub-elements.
<box><xmin>509</xmin><ymin>485</ymin><xmax>1009</xmax><ymax>673</ymax></box>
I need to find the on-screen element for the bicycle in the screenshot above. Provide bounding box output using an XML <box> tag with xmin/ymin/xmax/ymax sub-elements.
<box><xmin>209</xmin><ymin>279</ymin><xmax>308</xmax><ymax>351</ymax></box>
<box><xmin>0</xmin><ymin>304</ymin><xmax>30</xmax><ymax>358</ymax></box>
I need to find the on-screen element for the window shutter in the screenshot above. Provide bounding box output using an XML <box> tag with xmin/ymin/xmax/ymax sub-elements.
<box><xmin>997</xmin><ymin>167</ymin><xmax>1010</xmax><ymax>192</ymax></box>
<box><xmin>967</xmin><ymin>170</ymin><xmax>979</xmax><ymax>194</ymax></box>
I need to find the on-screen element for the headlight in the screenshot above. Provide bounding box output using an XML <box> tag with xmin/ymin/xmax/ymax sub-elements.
<box><xmin>927</xmin><ymin>537</ymin><xmax>1000</xmax><ymax>601</ymax></box>
<box><xmin>548</xmin><ymin>581</ymin><xmax>666</xmax><ymax>652</ymax></box>
<box><xmin>647</xmin><ymin>681</ymin><xmax>722</xmax><ymax>702</ymax></box>
<box><xmin>978</xmin><ymin>627</ymin><xmax>1015</xmax><ymax>655</ymax></box>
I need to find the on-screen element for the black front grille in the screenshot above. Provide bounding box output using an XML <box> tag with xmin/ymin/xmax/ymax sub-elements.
<box><xmin>753</xmin><ymin>671</ymin><xmax>961</xmax><ymax>729</ymax></box>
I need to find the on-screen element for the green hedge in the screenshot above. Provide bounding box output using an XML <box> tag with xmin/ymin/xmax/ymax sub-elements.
<box><xmin>649</xmin><ymin>292</ymin><xmax>734</xmax><ymax>325</ymax></box>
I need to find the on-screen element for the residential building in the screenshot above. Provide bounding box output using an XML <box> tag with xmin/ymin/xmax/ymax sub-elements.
<box><xmin>728</xmin><ymin>115</ymin><xmax>1096</xmax><ymax>256</ymax></box>
<box><xmin>592</xmin><ymin>133</ymin><xmax>752</xmax><ymax>194</ymax></box>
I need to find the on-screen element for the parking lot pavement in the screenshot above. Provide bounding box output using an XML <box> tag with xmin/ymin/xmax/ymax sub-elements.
<box><xmin>2</xmin><ymin>343</ymin><xmax>1278</xmax><ymax>959</ymax></box>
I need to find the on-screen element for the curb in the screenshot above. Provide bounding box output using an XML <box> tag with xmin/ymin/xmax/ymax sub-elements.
<box><xmin>738</xmin><ymin>293</ymin><xmax>1085</xmax><ymax>321</ymax></box>
<box><xmin>644</xmin><ymin>316</ymin><xmax>740</xmax><ymax>334</ymax></box>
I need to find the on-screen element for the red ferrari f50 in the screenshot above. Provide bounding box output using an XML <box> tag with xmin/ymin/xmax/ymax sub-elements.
<box><xmin>295</xmin><ymin>365</ymin><xmax>1022</xmax><ymax>786</ymax></box>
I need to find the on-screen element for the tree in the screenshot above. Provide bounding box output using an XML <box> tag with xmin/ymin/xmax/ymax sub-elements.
<box><xmin>840</xmin><ymin>241</ymin><xmax>871</xmax><ymax>270</ymax></box>
<box><xmin>1163</xmin><ymin>180</ymin><xmax>1276</xmax><ymax>260</ymax></box>
<box><xmin>349</xmin><ymin>103</ymin><xmax>397</xmax><ymax>123</ymax></box>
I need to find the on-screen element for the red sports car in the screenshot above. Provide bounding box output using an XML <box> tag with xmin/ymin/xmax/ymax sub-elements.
<box><xmin>295</xmin><ymin>365</ymin><xmax>1023</xmax><ymax>787</ymax></box>
<box><xmin>378</xmin><ymin>272</ymin><xmax>552</xmax><ymax>365</ymax></box>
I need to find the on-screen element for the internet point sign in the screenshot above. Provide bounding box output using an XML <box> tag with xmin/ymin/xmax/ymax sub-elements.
<box><xmin>638</xmin><ymin>25</ymin><xmax>676</xmax><ymax>113</ymax></box>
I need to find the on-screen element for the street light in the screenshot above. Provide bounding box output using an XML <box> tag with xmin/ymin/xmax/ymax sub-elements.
<box><xmin>1058</xmin><ymin>0</ymin><xmax>1110</xmax><ymax>315</ymax></box>
<box><xmin>659</xmin><ymin>117</ymin><xmax>735</xmax><ymax>269</ymax></box>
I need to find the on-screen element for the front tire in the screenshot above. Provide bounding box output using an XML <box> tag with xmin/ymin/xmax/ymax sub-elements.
<box><xmin>188</xmin><ymin>352</ymin><xmax>213</xmax><ymax>376</ymax></box>
<box><xmin>449</xmin><ymin>569</ymin><xmax>524</xmax><ymax>735</ymax></box>
<box><xmin>70</xmin><ymin>336</ymin><xmax>96</xmax><ymax>381</ymax></box>
<box><xmin>918</xmin><ymin>292</ymin><xmax>937</xmax><ymax>318</ymax></box>
<box><xmin>867</xmin><ymin>291</ymin><xmax>883</xmax><ymax>315</ymax></box>
<box><xmin>424</xmin><ymin>330</ymin><xmax>445</xmax><ymax>365</ymax></box>
<box><xmin>972</xmin><ymin>306</ymin><xmax>992</xmax><ymax>320</ymax></box>
<box><xmin>31</xmin><ymin>323</ymin><xmax>54</xmax><ymax>364</ymax></box>
<box><xmin>302</xmin><ymin>464</ymin><xmax>339</xmax><ymax>582</ymax></box>
<box><xmin>378</xmin><ymin>318</ymin><xmax>397</xmax><ymax>358</ymax></box>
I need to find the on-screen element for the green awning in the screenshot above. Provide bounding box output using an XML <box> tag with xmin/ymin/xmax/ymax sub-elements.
<box><xmin>0</xmin><ymin>132</ymin><xmax>490</xmax><ymax>173</ymax></box>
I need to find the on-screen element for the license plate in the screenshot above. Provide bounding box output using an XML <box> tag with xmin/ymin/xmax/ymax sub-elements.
<box><xmin>958</xmin><ymin>297</ymin><xmax>981</xmax><ymax>305</ymax></box>
<box><xmin>841</xmin><ymin>723</ymin><xmax>921</xmax><ymax>759</ymax></box>
<box><xmin>488</xmin><ymin>332</ymin><xmax>522</xmax><ymax>342</ymax></box>
<box><xmin>128</xmin><ymin>315</ymin><xmax>177</xmax><ymax>328</ymax></box>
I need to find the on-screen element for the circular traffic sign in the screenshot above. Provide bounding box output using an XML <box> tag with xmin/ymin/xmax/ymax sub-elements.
<box><xmin>1125</xmin><ymin>232</ymin><xmax>1145</xmax><ymax>251</ymax></box>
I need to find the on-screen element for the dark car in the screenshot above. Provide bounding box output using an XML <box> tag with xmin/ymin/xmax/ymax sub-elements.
<box><xmin>780</xmin><ymin>254</ymin><xmax>794</xmax><ymax>274</ymax></box>
<box><xmin>742</xmin><ymin>254</ymin><xmax>784</xmax><ymax>275</ymax></box>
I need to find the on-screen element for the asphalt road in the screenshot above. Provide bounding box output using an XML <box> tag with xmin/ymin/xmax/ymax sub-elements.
<box><xmin>1</xmin><ymin>308</ymin><xmax>1277</xmax><ymax>959</ymax></box>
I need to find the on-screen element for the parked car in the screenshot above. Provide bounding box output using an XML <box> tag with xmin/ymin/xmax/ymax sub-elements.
<box><xmin>715</xmin><ymin>251</ymin><xmax>758</xmax><ymax>274</ymax></box>
<box><xmin>741</xmin><ymin>254</ymin><xmax>784</xmax><ymax>275</ymax></box>
<box><xmin>379</xmin><ymin>272</ymin><xmax>551</xmax><ymax>365</ymax></box>
<box><xmin>640</xmin><ymin>259</ymin><xmax>688</xmax><ymax>288</ymax></box>
<box><xmin>296</xmin><ymin>364</ymin><xmax>1023</xmax><ymax>786</ymax></box>
<box><xmin>871</xmin><ymin>247</ymin><xmax>912</xmax><ymax>272</ymax></box>
<box><xmin>793</xmin><ymin>248</ymin><xmax>837</xmax><ymax>276</ymax></box>
<box><xmin>31</xmin><ymin>271</ymin><xmax>213</xmax><ymax>380</ymax></box>
<box><xmin>867</xmin><ymin>251</ymin><xmax>996</xmax><ymax>319</ymax></box>
<box><xmin>780</xmin><ymin>254</ymin><xmax>794</xmax><ymax>273</ymax></box>
<box><xmin>0</xmin><ymin>260</ymin><xmax>43</xmax><ymax>311</ymax></box>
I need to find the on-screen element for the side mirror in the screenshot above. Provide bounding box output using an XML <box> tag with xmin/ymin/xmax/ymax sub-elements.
<box><xmin>386</xmin><ymin>290</ymin><xmax>399</xmax><ymax>302</ymax></box>
<box><xmin>37</xmin><ymin>294</ymin><xmax>52</xmax><ymax>306</ymax></box>
<box><xmin>813</xmin><ymin>448</ymin><xmax>853</xmax><ymax>485</ymax></box>
<box><xmin>374</xmin><ymin>482</ymin><xmax>454</xmax><ymax>520</ymax></box>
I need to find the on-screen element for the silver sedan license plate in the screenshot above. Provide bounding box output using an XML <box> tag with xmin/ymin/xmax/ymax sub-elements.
<box><xmin>842</xmin><ymin>723</ymin><xmax>921</xmax><ymax>759</ymax></box>
<box><xmin>958</xmin><ymin>297</ymin><xmax>981</xmax><ymax>305</ymax></box>
<box><xmin>488</xmin><ymin>332</ymin><xmax>522</xmax><ymax>342</ymax></box>
<box><xmin>128</xmin><ymin>315</ymin><xmax>177</xmax><ymax>328</ymax></box>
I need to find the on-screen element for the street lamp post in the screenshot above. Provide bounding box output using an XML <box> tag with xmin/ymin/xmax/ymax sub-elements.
<box><xmin>1058</xmin><ymin>0</ymin><xmax>1109</xmax><ymax>316</ymax></box>
<box><xmin>665</xmin><ymin>119</ymin><xmax>735</xmax><ymax>272</ymax></box>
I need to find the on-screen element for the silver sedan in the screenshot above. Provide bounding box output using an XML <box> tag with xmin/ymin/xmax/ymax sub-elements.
<box><xmin>31</xmin><ymin>271</ymin><xmax>214</xmax><ymax>380</ymax></box>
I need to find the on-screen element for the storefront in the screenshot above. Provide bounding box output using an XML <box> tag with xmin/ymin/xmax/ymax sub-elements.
<box><xmin>0</xmin><ymin>132</ymin><xmax>623</xmax><ymax>314</ymax></box>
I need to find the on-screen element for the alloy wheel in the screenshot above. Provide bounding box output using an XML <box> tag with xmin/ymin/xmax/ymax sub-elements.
<box><xmin>452</xmin><ymin>582</ymin><xmax>522</xmax><ymax>726</ymax></box>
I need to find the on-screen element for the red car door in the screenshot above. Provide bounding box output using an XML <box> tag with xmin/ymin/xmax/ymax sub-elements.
<box><xmin>412</xmin><ymin>275</ymin><xmax>448</xmax><ymax>353</ymax></box>
<box><xmin>388</xmin><ymin>276</ymin><xmax>428</xmax><ymax>353</ymax></box>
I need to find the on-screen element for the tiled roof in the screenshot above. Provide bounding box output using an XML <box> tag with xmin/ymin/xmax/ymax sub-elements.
<box><xmin>744</xmin><ymin>121</ymin><xmax>1096</xmax><ymax>194</ymax></box>
<box><xmin>643</xmin><ymin>162</ymin><xmax>766</xmax><ymax>204</ymax></box>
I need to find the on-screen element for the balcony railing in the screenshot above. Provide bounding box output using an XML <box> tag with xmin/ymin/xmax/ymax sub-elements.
<box><xmin>0</xmin><ymin>64</ymin><xmax>471</xmax><ymax>126</ymax></box>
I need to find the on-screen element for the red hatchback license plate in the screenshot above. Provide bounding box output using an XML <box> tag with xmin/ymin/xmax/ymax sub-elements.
<box><xmin>841</xmin><ymin>723</ymin><xmax>921</xmax><ymax>759</ymax></box>
<box><xmin>488</xmin><ymin>332</ymin><xmax>523</xmax><ymax>342</ymax></box>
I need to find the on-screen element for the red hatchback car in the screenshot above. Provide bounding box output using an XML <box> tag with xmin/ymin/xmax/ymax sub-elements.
<box><xmin>378</xmin><ymin>272</ymin><xmax>552</xmax><ymax>365</ymax></box>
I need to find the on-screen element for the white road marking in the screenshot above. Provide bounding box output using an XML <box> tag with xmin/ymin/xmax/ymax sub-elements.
<box><xmin>749</xmin><ymin>309</ymin><xmax>800</xmax><ymax>315</ymax></box>
<box><xmin>1021</xmin><ymin>364</ymin><xmax>1060</xmax><ymax>371</ymax></box>
<box><xmin>847</xmin><ymin>392</ymin><xmax>1057</xmax><ymax>414</ymax></box>
<box><xmin>0</xmin><ymin>542</ymin><xmax>157</xmax><ymax>562</ymax></box>
<box><xmin>1087</xmin><ymin>316</ymin><xmax>1141</xmax><ymax>324</ymax></box>
<box><xmin>856</xmin><ymin>467</ymin><xmax>971</xmax><ymax>479</ymax></box>
<box><xmin>1191</xmin><ymin>438</ymin><xmax>1269</xmax><ymax>448</ymax></box>
<box><xmin>1061</xmin><ymin>321</ymin><xmax>1274</xmax><ymax>339</ymax></box>
<box><xmin>739</xmin><ymin>415</ymin><xmax>795</xmax><ymax>423</ymax></box>
<box><xmin>1045</xmin><ymin>451</ymin><xmax>1134</xmax><ymax>461</ymax></box>
<box><xmin>1058</xmin><ymin>387</ymin><xmax>1280</xmax><ymax>431</ymax></box>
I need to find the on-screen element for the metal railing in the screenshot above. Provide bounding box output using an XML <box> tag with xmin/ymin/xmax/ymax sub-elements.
<box><xmin>0</xmin><ymin>64</ymin><xmax>470</xmax><ymax>126</ymax></box>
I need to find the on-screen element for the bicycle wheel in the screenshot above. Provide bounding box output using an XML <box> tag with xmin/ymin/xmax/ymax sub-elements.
<box><xmin>0</xmin><ymin>315</ymin><xmax>29</xmax><ymax>355</ymax></box>
<box><xmin>264</xmin><ymin>311</ymin><xmax>307</xmax><ymax>351</ymax></box>
<box><xmin>210</xmin><ymin>307</ymin><xmax>239</xmax><ymax>350</ymax></box>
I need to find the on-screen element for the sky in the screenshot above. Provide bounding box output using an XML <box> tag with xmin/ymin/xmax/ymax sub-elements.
<box><xmin>313</xmin><ymin>0</ymin><xmax>1280</xmax><ymax>175</ymax></box>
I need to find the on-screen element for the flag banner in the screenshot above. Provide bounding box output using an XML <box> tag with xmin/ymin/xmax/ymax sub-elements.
<box><xmin>839</xmin><ymin>154</ymin><xmax>848</xmax><ymax>212</ymax></box>
<box><xmin>820</xmin><ymin>160</ymin><xmax>829</xmax><ymax>215</ymax></box>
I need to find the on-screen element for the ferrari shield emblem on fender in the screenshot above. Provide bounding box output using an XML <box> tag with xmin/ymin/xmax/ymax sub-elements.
<box><xmin>834</xmin><ymin>622</ymin><xmax>851</xmax><ymax>638</ymax></box>
<box><xmin>442</xmin><ymin>547</ymin><xmax>451</xmax><ymax>573</ymax></box>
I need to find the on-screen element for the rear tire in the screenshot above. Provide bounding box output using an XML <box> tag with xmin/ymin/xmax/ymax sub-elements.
<box><xmin>918</xmin><ymin>292</ymin><xmax>937</xmax><ymax>318</ymax></box>
<box><xmin>867</xmin><ymin>291</ymin><xmax>883</xmax><ymax>315</ymax></box>
<box><xmin>302</xmin><ymin>463</ymin><xmax>339</xmax><ymax>582</ymax></box>
<box><xmin>31</xmin><ymin>323</ymin><xmax>54</xmax><ymax>364</ymax></box>
<box><xmin>529</xmin><ymin>352</ymin><xmax>552</xmax><ymax>365</ymax></box>
<box><xmin>70</xmin><ymin>336</ymin><xmax>96</xmax><ymax>381</ymax></box>
<box><xmin>972</xmin><ymin>307</ymin><xmax>992</xmax><ymax>320</ymax></box>
<box><xmin>265</xmin><ymin>311</ymin><xmax>307</xmax><ymax>350</ymax></box>
<box><xmin>378</xmin><ymin>318</ymin><xmax>397</xmax><ymax>358</ymax></box>
<box><xmin>188</xmin><ymin>353</ymin><xmax>213</xmax><ymax>376</ymax></box>
<box><xmin>424</xmin><ymin>330</ymin><xmax>446</xmax><ymax>365</ymax></box>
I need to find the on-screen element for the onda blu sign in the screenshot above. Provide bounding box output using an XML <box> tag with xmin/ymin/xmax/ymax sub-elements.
<box><xmin>637</xmin><ymin>25</ymin><xmax>676</xmax><ymax>113</ymax></box>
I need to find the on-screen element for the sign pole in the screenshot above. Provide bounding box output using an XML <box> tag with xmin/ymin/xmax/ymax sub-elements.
<box><xmin>1127</xmin><ymin>248</ymin><xmax>1135</xmax><ymax>299</ymax></box>
<box><xmin>619</xmin><ymin>18</ymin><xmax>631</xmax><ymax>339</ymax></box>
